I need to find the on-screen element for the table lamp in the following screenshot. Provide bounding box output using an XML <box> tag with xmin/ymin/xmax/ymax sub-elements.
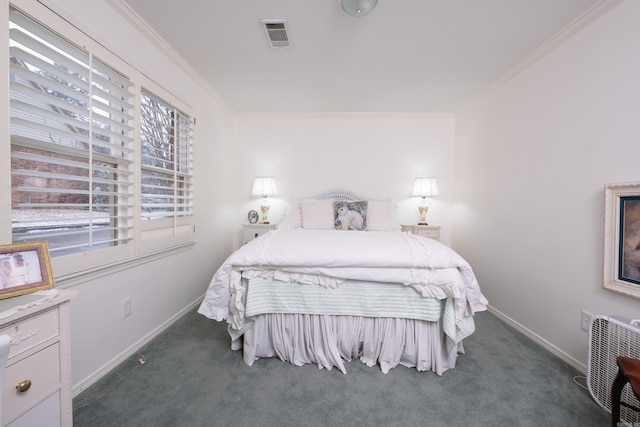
<box><xmin>251</xmin><ymin>177</ymin><xmax>277</xmax><ymax>224</ymax></box>
<box><xmin>411</xmin><ymin>177</ymin><xmax>439</xmax><ymax>225</ymax></box>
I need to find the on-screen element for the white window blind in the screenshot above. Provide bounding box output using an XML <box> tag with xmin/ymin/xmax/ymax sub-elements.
<box><xmin>9</xmin><ymin>6</ymin><xmax>135</xmax><ymax>257</ymax></box>
<box><xmin>140</xmin><ymin>89</ymin><xmax>193</xmax><ymax>228</ymax></box>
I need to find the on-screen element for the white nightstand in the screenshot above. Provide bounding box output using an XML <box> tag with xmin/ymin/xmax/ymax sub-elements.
<box><xmin>243</xmin><ymin>223</ymin><xmax>277</xmax><ymax>244</ymax></box>
<box><xmin>401</xmin><ymin>224</ymin><xmax>441</xmax><ymax>241</ymax></box>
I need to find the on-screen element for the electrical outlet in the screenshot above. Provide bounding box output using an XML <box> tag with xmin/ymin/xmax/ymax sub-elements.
<box><xmin>123</xmin><ymin>297</ymin><xmax>132</xmax><ymax>319</ymax></box>
<box><xmin>581</xmin><ymin>310</ymin><xmax>593</xmax><ymax>332</ymax></box>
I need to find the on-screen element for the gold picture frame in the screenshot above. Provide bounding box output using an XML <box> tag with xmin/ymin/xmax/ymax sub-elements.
<box><xmin>0</xmin><ymin>241</ymin><xmax>55</xmax><ymax>300</ymax></box>
<box><xmin>604</xmin><ymin>182</ymin><xmax>640</xmax><ymax>299</ymax></box>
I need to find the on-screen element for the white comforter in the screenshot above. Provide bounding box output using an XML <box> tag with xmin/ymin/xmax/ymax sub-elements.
<box><xmin>198</xmin><ymin>229</ymin><xmax>488</xmax><ymax>336</ymax></box>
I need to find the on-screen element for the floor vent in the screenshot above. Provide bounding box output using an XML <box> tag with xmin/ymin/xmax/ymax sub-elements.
<box><xmin>588</xmin><ymin>315</ymin><xmax>640</xmax><ymax>424</ymax></box>
<box><xmin>260</xmin><ymin>20</ymin><xmax>291</xmax><ymax>48</ymax></box>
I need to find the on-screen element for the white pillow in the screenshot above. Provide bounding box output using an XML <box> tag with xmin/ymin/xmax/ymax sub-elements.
<box><xmin>301</xmin><ymin>199</ymin><xmax>335</xmax><ymax>230</ymax></box>
<box><xmin>366</xmin><ymin>200</ymin><xmax>401</xmax><ymax>231</ymax></box>
<box><xmin>278</xmin><ymin>197</ymin><xmax>303</xmax><ymax>230</ymax></box>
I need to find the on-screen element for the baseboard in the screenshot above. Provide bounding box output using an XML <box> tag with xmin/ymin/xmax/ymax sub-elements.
<box><xmin>72</xmin><ymin>295</ymin><xmax>204</xmax><ymax>397</ymax></box>
<box><xmin>487</xmin><ymin>305</ymin><xmax>587</xmax><ymax>374</ymax></box>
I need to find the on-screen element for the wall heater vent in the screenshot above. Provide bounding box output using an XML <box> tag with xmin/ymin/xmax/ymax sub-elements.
<box><xmin>588</xmin><ymin>315</ymin><xmax>640</xmax><ymax>423</ymax></box>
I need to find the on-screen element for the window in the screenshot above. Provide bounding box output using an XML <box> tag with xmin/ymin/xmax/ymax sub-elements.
<box><xmin>9</xmin><ymin>6</ymin><xmax>134</xmax><ymax>257</ymax></box>
<box><xmin>7</xmin><ymin>4</ymin><xmax>195</xmax><ymax>279</ymax></box>
<box><xmin>137</xmin><ymin>81</ymin><xmax>194</xmax><ymax>253</ymax></box>
<box><xmin>140</xmin><ymin>89</ymin><xmax>193</xmax><ymax>227</ymax></box>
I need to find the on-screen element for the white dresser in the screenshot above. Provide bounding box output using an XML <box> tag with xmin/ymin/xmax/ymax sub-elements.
<box><xmin>0</xmin><ymin>290</ymin><xmax>76</xmax><ymax>427</ymax></box>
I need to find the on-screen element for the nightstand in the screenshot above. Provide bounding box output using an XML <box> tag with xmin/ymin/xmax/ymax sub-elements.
<box><xmin>243</xmin><ymin>223</ymin><xmax>277</xmax><ymax>244</ymax></box>
<box><xmin>401</xmin><ymin>225</ymin><xmax>441</xmax><ymax>241</ymax></box>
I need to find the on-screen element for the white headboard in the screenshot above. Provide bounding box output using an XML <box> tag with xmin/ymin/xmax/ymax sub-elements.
<box><xmin>310</xmin><ymin>188</ymin><xmax>367</xmax><ymax>201</ymax></box>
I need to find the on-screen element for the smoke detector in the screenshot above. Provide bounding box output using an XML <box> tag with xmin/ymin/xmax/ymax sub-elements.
<box><xmin>260</xmin><ymin>19</ymin><xmax>291</xmax><ymax>49</ymax></box>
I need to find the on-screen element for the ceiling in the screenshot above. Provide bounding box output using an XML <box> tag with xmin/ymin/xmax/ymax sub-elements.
<box><xmin>122</xmin><ymin>0</ymin><xmax>602</xmax><ymax>113</ymax></box>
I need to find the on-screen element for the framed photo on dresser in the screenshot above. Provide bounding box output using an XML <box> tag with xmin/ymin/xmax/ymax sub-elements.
<box><xmin>0</xmin><ymin>241</ymin><xmax>55</xmax><ymax>300</ymax></box>
<box><xmin>248</xmin><ymin>210</ymin><xmax>259</xmax><ymax>224</ymax></box>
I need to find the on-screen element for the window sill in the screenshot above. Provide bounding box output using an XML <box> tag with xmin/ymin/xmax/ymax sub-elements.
<box><xmin>55</xmin><ymin>242</ymin><xmax>196</xmax><ymax>289</ymax></box>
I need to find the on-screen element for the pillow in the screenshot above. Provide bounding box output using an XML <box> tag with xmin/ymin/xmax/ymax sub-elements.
<box><xmin>334</xmin><ymin>200</ymin><xmax>367</xmax><ymax>231</ymax></box>
<box><xmin>301</xmin><ymin>199</ymin><xmax>335</xmax><ymax>230</ymax></box>
<box><xmin>278</xmin><ymin>197</ymin><xmax>303</xmax><ymax>230</ymax></box>
<box><xmin>366</xmin><ymin>200</ymin><xmax>401</xmax><ymax>231</ymax></box>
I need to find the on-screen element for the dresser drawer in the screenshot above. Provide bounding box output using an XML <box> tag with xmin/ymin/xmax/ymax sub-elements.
<box><xmin>6</xmin><ymin>391</ymin><xmax>61</xmax><ymax>427</ymax></box>
<box><xmin>0</xmin><ymin>308</ymin><xmax>59</xmax><ymax>359</ymax></box>
<box><xmin>3</xmin><ymin>342</ymin><xmax>60</xmax><ymax>422</ymax></box>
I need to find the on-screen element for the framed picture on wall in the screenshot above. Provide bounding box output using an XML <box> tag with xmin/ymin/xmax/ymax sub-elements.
<box><xmin>0</xmin><ymin>241</ymin><xmax>55</xmax><ymax>300</ymax></box>
<box><xmin>604</xmin><ymin>182</ymin><xmax>640</xmax><ymax>298</ymax></box>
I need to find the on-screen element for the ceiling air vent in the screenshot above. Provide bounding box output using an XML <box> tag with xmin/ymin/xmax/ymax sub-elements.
<box><xmin>260</xmin><ymin>19</ymin><xmax>291</xmax><ymax>49</ymax></box>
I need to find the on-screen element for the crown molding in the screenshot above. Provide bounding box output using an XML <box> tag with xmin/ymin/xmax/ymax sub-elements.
<box><xmin>235</xmin><ymin>111</ymin><xmax>455</xmax><ymax>120</ymax></box>
<box><xmin>104</xmin><ymin>0</ymin><xmax>234</xmax><ymax>114</ymax></box>
<box><xmin>457</xmin><ymin>0</ymin><xmax>623</xmax><ymax>116</ymax></box>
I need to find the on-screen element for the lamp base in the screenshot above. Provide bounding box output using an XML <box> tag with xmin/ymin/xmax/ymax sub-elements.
<box><xmin>260</xmin><ymin>203</ymin><xmax>270</xmax><ymax>225</ymax></box>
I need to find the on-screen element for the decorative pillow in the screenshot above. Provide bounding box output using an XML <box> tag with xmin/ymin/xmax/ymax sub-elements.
<box><xmin>366</xmin><ymin>199</ymin><xmax>401</xmax><ymax>231</ymax></box>
<box><xmin>301</xmin><ymin>199</ymin><xmax>335</xmax><ymax>230</ymax></box>
<box><xmin>333</xmin><ymin>200</ymin><xmax>367</xmax><ymax>231</ymax></box>
<box><xmin>278</xmin><ymin>197</ymin><xmax>303</xmax><ymax>230</ymax></box>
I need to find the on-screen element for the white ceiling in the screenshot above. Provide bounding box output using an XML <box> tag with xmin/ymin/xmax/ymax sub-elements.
<box><xmin>122</xmin><ymin>0</ymin><xmax>602</xmax><ymax>113</ymax></box>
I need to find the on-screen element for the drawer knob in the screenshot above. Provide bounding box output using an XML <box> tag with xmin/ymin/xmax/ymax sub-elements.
<box><xmin>16</xmin><ymin>379</ymin><xmax>32</xmax><ymax>393</ymax></box>
<box><xmin>254</xmin><ymin>233</ymin><xmax>259</xmax><ymax>238</ymax></box>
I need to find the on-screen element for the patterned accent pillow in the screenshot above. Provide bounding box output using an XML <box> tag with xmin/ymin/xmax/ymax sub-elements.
<box><xmin>333</xmin><ymin>200</ymin><xmax>367</xmax><ymax>231</ymax></box>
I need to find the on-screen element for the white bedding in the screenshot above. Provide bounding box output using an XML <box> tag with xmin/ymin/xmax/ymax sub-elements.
<box><xmin>198</xmin><ymin>229</ymin><xmax>488</xmax><ymax>341</ymax></box>
<box><xmin>242</xmin><ymin>277</ymin><xmax>476</xmax><ymax>351</ymax></box>
<box><xmin>241</xmin><ymin>314</ymin><xmax>461</xmax><ymax>375</ymax></box>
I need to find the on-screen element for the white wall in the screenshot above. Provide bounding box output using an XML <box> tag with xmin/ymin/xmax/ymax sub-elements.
<box><xmin>453</xmin><ymin>0</ymin><xmax>640</xmax><ymax>371</ymax></box>
<box><xmin>232</xmin><ymin>113</ymin><xmax>455</xmax><ymax>246</ymax></box>
<box><xmin>21</xmin><ymin>0</ymin><xmax>239</xmax><ymax>394</ymax></box>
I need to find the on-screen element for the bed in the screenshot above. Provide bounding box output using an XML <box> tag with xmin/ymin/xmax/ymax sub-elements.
<box><xmin>198</xmin><ymin>189</ymin><xmax>488</xmax><ymax>375</ymax></box>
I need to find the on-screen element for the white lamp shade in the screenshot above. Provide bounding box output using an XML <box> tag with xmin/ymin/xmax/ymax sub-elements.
<box><xmin>411</xmin><ymin>177</ymin><xmax>439</xmax><ymax>198</ymax></box>
<box><xmin>251</xmin><ymin>177</ymin><xmax>278</xmax><ymax>197</ymax></box>
<box><xmin>338</xmin><ymin>0</ymin><xmax>378</xmax><ymax>17</ymax></box>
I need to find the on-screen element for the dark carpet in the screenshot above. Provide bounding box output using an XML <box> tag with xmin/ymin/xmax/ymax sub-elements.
<box><xmin>72</xmin><ymin>309</ymin><xmax>609</xmax><ymax>426</ymax></box>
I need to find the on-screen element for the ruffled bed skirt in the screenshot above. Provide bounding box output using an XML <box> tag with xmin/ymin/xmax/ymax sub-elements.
<box><xmin>232</xmin><ymin>313</ymin><xmax>464</xmax><ymax>375</ymax></box>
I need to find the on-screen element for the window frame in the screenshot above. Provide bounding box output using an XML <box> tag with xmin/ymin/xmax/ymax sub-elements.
<box><xmin>136</xmin><ymin>77</ymin><xmax>195</xmax><ymax>256</ymax></box>
<box><xmin>4</xmin><ymin>1</ymin><xmax>196</xmax><ymax>283</ymax></box>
